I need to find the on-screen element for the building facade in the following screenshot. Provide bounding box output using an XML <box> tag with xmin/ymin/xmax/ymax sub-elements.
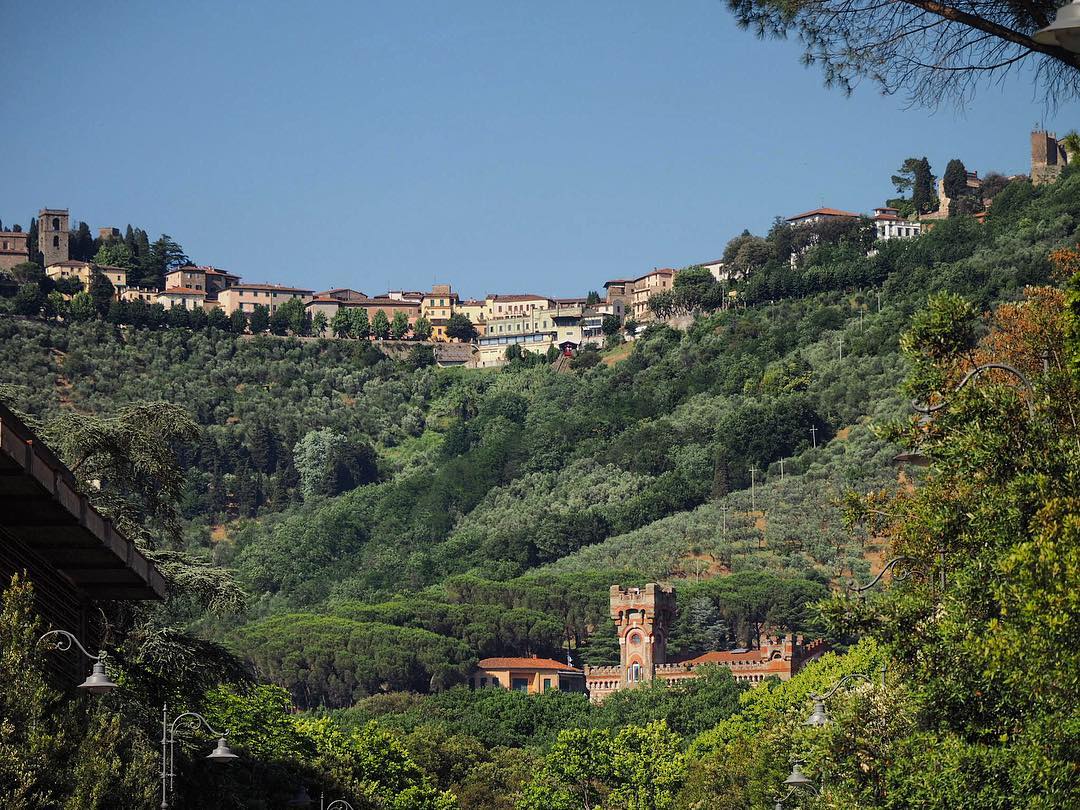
<box><xmin>0</xmin><ymin>229</ymin><xmax>29</xmax><ymax>271</ymax></box>
<box><xmin>421</xmin><ymin>284</ymin><xmax>459</xmax><ymax>341</ymax></box>
<box><xmin>631</xmin><ymin>269</ymin><xmax>674</xmax><ymax>321</ymax></box>
<box><xmin>785</xmin><ymin>207</ymin><xmax>861</xmax><ymax>228</ymax></box>
<box><xmin>46</xmin><ymin>261</ymin><xmax>127</xmax><ymax>297</ymax></box>
<box><xmin>871</xmin><ymin>207</ymin><xmax>922</xmax><ymax>240</ymax></box>
<box><xmin>584</xmin><ymin>583</ymin><xmax>827</xmax><ymax>702</ymax></box>
<box><xmin>471</xmin><ymin>656</ymin><xmax>586</xmax><ymax>694</ymax></box>
<box><xmin>217</xmin><ymin>283</ymin><xmax>314</xmax><ymax>315</ymax></box>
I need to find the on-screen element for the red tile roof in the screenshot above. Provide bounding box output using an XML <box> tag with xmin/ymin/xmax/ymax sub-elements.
<box><xmin>487</xmin><ymin>294</ymin><xmax>551</xmax><ymax>303</ymax></box>
<box><xmin>227</xmin><ymin>283</ymin><xmax>315</xmax><ymax>293</ymax></box>
<box><xmin>477</xmin><ymin>656</ymin><xmax>582</xmax><ymax>672</ymax></box>
<box><xmin>633</xmin><ymin>268</ymin><xmax>675</xmax><ymax>282</ymax></box>
<box><xmin>681</xmin><ymin>650</ymin><xmax>770</xmax><ymax>665</ymax></box>
<box><xmin>786</xmin><ymin>207</ymin><xmax>861</xmax><ymax>222</ymax></box>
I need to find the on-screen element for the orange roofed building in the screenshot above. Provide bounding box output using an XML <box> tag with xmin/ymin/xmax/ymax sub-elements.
<box><xmin>471</xmin><ymin>655</ymin><xmax>587</xmax><ymax>694</ymax></box>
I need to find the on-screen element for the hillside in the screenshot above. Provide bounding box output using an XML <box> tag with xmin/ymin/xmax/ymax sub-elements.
<box><xmin>3</xmin><ymin>169</ymin><xmax>1080</xmax><ymax>808</ymax></box>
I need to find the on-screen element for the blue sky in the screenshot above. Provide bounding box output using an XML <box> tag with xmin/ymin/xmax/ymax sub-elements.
<box><xmin>2</xmin><ymin>1</ymin><xmax>1076</xmax><ymax>297</ymax></box>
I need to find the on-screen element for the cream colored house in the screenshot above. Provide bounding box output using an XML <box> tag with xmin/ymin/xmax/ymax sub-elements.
<box><xmin>475</xmin><ymin>331</ymin><xmax>558</xmax><ymax>367</ymax></box>
<box><xmin>217</xmin><ymin>283</ymin><xmax>314</xmax><ymax>315</ymax></box>
<box><xmin>456</xmin><ymin>299</ymin><xmax>487</xmax><ymax>336</ymax></box>
<box><xmin>46</xmin><ymin>261</ymin><xmax>127</xmax><ymax>298</ymax></box>
<box><xmin>158</xmin><ymin>287</ymin><xmax>206</xmax><ymax>311</ymax></box>
<box><xmin>421</xmin><ymin>284</ymin><xmax>459</xmax><ymax>341</ymax></box>
<box><xmin>631</xmin><ymin>268</ymin><xmax>675</xmax><ymax>321</ymax></box>
<box><xmin>471</xmin><ymin>656</ymin><xmax>586</xmax><ymax>694</ymax></box>
<box><xmin>484</xmin><ymin>293</ymin><xmax>555</xmax><ymax>321</ymax></box>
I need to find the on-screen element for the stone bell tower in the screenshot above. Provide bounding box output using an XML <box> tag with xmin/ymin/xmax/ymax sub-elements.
<box><xmin>39</xmin><ymin>208</ymin><xmax>70</xmax><ymax>267</ymax></box>
<box><xmin>610</xmin><ymin>583</ymin><xmax>675</xmax><ymax>686</ymax></box>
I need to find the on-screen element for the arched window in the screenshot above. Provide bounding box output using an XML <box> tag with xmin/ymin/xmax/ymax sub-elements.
<box><xmin>628</xmin><ymin>632</ymin><xmax>642</xmax><ymax>647</ymax></box>
<box><xmin>52</xmin><ymin>217</ymin><xmax>60</xmax><ymax>231</ymax></box>
<box><xmin>52</xmin><ymin>235</ymin><xmax>60</xmax><ymax>248</ymax></box>
<box><xmin>628</xmin><ymin>662</ymin><xmax>642</xmax><ymax>683</ymax></box>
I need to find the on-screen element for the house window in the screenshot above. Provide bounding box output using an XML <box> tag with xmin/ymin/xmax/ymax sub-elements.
<box><xmin>53</xmin><ymin>235</ymin><xmax>60</xmax><ymax>248</ymax></box>
<box><xmin>543</xmin><ymin>678</ymin><xmax>552</xmax><ymax>691</ymax></box>
<box><xmin>511</xmin><ymin>677</ymin><xmax>529</xmax><ymax>692</ymax></box>
<box><xmin>52</xmin><ymin>217</ymin><xmax>60</xmax><ymax>231</ymax></box>
<box><xmin>628</xmin><ymin>663</ymin><xmax>642</xmax><ymax>682</ymax></box>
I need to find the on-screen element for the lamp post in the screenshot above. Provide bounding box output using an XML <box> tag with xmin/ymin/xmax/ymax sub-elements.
<box><xmin>894</xmin><ymin>362</ymin><xmax>1036</xmax><ymax>467</ymax></box>
<box><xmin>804</xmin><ymin>664</ymin><xmax>888</xmax><ymax>728</ymax></box>
<box><xmin>37</xmin><ymin>629</ymin><xmax>118</xmax><ymax>694</ymax></box>
<box><xmin>912</xmin><ymin>362</ymin><xmax>1035</xmax><ymax>419</ymax></box>
<box><xmin>1034</xmin><ymin>0</ymin><xmax>1080</xmax><ymax>52</ymax></box>
<box><xmin>847</xmin><ymin>553</ymin><xmax>946</xmax><ymax>594</ymax></box>
<box><xmin>289</xmin><ymin>788</ymin><xmax>355</xmax><ymax>810</ymax></box>
<box><xmin>774</xmin><ymin>764</ymin><xmax>821</xmax><ymax>806</ymax></box>
<box><xmin>160</xmin><ymin>702</ymin><xmax>238</xmax><ymax>809</ymax></box>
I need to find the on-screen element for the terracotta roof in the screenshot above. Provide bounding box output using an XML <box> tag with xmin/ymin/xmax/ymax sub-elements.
<box><xmin>161</xmin><ymin>287</ymin><xmax>206</xmax><ymax>296</ymax></box>
<box><xmin>487</xmin><ymin>294</ymin><xmax>552</xmax><ymax>303</ymax></box>
<box><xmin>476</xmin><ymin>656</ymin><xmax>582</xmax><ymax>672</ymax></box>
<box><xmin>306</xmin><ymin>297</ymin><xmax>340</xmax><ymax>304</ymax></box>
<box><xmin>872</xmin><ymin>214</ymin><xmax>899</xmax><ymax>221</ymax></box>
<box><xmin>603</xmin><ymin>278</ymin><xmax>635</xmax><ymax>287</ymax></box>
<box><xmin>96</xmin><ymin>264</ymin><xmax>128</xmax><ymax>273</ymax></box>
<box><xmin>698</xmin><ymin>259</ymin><xmax>724</xmax><ymax>266</ymax></box>
<box><xmin>555</xmin><ymin>297</ymin><xmax>587</xmax><ymax>305</ymax></box>
<box><xmin>633</xmin><ymin>268</ymin><xmax>675</xmax><ymax>282</ymax></box>
<box><xmin>681</xmin><ymin>650</ymin><xmax>771</xmax><ymax>665</ymax></box>
<box><xmin>47</xmin><ymin>260</ymin><xmax>92</xmax><ymax>268</ymax></box>
<box><xmin>786</xmin><ymin>207</ymin><xmax>861</xmax><ymax>222</ymax></box>
<box><xmin>225</xmin><ymin>283</ymin><xmax>314</xmax><ymax>293</ymax></box>
<box><xmin>172</xmin><ymin>265</ymin><xmax>237</xmax><ymax>277</ymax></box>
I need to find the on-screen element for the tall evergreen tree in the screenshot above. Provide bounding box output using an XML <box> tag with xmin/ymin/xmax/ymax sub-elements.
<box><xmin>70</xmin><ymin>222</ymin><xmax>95</xmax><ymax>261</ymax></box>
<box><xmin>913</xmin><ymin>157</ymin><xmax>935</xmax><ymax>214</ymax></box>
<box><xmin>88</xmin><ymin>269</ymin><xmax>115</xmax><ymax>316</ymax></box>
<box><xmin>943</xmin><ymin>159</ymin><xmax>970</xmax><ymax>216</ymax></box>
<box><xmin>27</xmin><ymin>217</ymin><xmax>40</xmax><ymax>266</ymax></box>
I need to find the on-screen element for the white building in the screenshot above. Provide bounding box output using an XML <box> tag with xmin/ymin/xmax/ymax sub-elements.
<box><xmin>871</xmin><ymin>207</ymin><xmax>922</xmax><ymax>240</ymax></box>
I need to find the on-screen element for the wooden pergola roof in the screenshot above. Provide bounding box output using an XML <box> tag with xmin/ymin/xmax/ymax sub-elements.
<box><xmin>0</xmin><ymin>404</ymin><xmax>166</xmax><ymax>601</ymax></box>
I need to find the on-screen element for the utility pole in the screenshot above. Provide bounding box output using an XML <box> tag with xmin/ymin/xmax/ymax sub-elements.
<box><xmin>877</xmin><ymin>290</ymin><xmax>882</xmax><ymax>313</ymax></box>
<box><xmin>780</xmin><ymin>457</ymin><xmax>785</xmax><ymax>481</ymax></box>
<box><xmin>810</xmin><ymin>425</ymin><xmax>818</xmax><ymax>449</ymax></box>
<box><xmin>748</xmin><ymin>464</ymin><xmax>757</xmax><ymax>513</ymax></box>
<box><xmin>721</xmin><ymin>504</ymin><xmax>728</xmax><ymax>538</ymax></box>
<box><xmin>838</xmin><ymin>334</ymin><xmax>843</xmax><ymax>362</ymax></box>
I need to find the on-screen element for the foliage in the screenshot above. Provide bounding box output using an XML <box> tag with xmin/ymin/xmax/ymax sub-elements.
<box><xmin>724</xmin><ymin>0</ymin><xmax>1080</xmax><ymax>107</ymax></box>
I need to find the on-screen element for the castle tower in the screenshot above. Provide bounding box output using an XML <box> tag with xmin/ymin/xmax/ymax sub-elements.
<box><xmin>39</xmin><ymin>208</ymin><xmax>70</xmax><ymax>267</ymax></box>
<box><xmin>1031</xmin><ymin>130</ymin><xmax>1068</xmax><ymax>186</ymax></box>
<box><xmin>610</xmin><ymin>583</ymin><xmax>675</xmax><ymax>686</ymax></box>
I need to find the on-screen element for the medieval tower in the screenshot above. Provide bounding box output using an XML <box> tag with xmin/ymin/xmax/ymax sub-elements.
<box><xmin>610</xmin><ymin>583</ymin><xmax>675</xmax><ymax>685</ymax></box>
<box><xmin>38</xmin><ymin>208</ymin><xmax>69</xmax><ymax>267</ymax></box>
<box><xmin>1031</xmin><ymin>130</ymin><xmax>1069</xmax><ymax>186</ymax></box>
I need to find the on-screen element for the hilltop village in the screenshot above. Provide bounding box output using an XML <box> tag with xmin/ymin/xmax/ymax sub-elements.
<box><xmin>1</xmin><ymin>131</ymin><xmax>1067</xmax><ymax>368</ymax></box>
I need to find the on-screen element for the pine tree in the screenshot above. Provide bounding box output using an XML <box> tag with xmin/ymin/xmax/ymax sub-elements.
<box><xmin>70</xmin><ymin>222</ymin><xmax>95</xmax><ymax>261</ymax></box>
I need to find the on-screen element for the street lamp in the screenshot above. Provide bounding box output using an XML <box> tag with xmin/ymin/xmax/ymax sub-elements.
<box><xmin>847</xmin><ymin>553</ymin><xmax>946</xmax><ymax>594</ymax></box>
<box><xmin>774</xmin><ymin>763</ymin><xmax>821</xmax><ymax>806</ymax></box>
<box><xmin>160</xmin><ymin>702</ymin><xmax>238</xmax><ymax>809</ymax></box>
<box><xmin>37</xmin><ymin>629</ymin><xmax>118</xmax><ymax>694</ymax></box>
<box><xmin>804</xmin><ymin>664</ymin><xmax>888</xmax><ymax>727</ymax></box>
<box><xmin>1035</xmin><ymin>0</ymin><xmax>1080</xmax><ymax>52</ymax></box>
<box><xmin>289</xmin><ymin>788</ymin><xmax>355</xmax><ymax>810</ymax></box>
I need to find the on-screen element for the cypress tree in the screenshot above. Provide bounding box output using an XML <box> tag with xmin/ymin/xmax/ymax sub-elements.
<box><xmin>943</xmin><ymin>159</ymin><xmax>969</xmax><ymax>216</ymax></box>
<box><xmin>913</xmin><ymin>157</ymin><xmax>935</xmax><ymax>214</ymax></box>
